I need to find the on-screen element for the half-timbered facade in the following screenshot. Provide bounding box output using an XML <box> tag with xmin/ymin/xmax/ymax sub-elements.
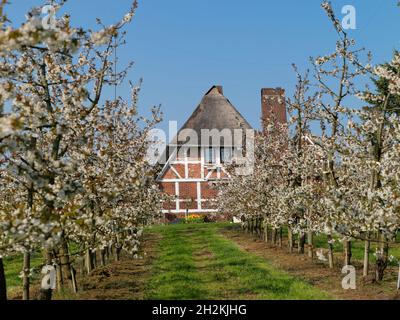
<box><xmin>157</xmin><ymin>85</ymin><xmax>286</xmax><ymax>217</ymax></box>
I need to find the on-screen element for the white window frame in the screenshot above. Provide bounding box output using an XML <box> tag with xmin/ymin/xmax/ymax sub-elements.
<box><xmin>220</xmin><ymin>147</ymin><xmax>233</xmax><ymax>164</ymax></box>
<box><xmin>204</xmin><ymin>147</ymin><xmax>216</xmax><ymax>164</ymax></box>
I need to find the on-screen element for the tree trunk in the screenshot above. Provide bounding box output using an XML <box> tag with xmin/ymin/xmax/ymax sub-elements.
<box><xmin>288</xmin><ymin>228</ymin><xmax>294</xmax><ymax>253</ymax></box>
<box><xmin>109</xmin><ymin>244</ymin><xmax>114</xmax><ymax>260</ymax></box>
<box><xmin>100</xmin><ymin>249</ymin><xmax>106</xmax><ymax>266</ymax></box>
<box><xmin>258</xmin><ymin>219</ymin><xmax>263</xmax><ymax>239</ymax></box>
<box><xmin>344</xmin><ymin>240</ymin><xmax>352</xmax><ymax>266</ymax></box>
<box><xmin>115</xmin><ymin>246</ymin><xmax>122</xmax><ymax>262</ymax></box>
<box><xmin>22</xmin><ymin>252</ymin><xmax>30</xmax><ymax>300</ymax></box>
<box><xmin>327</xmin><ymin>234</ymin><xmax>334</xmax><ymax>268</ymax></box>
<box><xmin>105</xmin><ymin>247</ymin><xmax>110</xmax><ymax>262</ymax></box>
<box><xmin>85</xmin><ymin>249</ymin><xmax>94</xmax><ymax>274</ymax></box>
<box><xmin>0</xmin><ymin>258</ymin><xmax>7</xmax><ymax>301</ymax></box>
<box><xmin>272</xmin><ymin>229</ymin><xmax>277</xmax><ymax>245</ymax></box>
<box><xmin>80</xmin><ymin>256</ymin><xmax>85</xmax><ymax>276</ymax></box>
<box><xmin>307</xmin><ymin>231</ymin><xmax>314</xmax><ymax>259</ymax></box>
<box><xmin>256</xmin><ymin>218</ymin><xmax>259</xmax><ymax>237</ymax></box>
<box><xmin>91</xmin><ymin>250</ymin><xmax>97</xmax><ymax>269</ymax></box>
<box><xmin>298</xmin><ymin>233</ymin><xmax>306</xmax><ymax>254</ymax></box>
<box><xmin>363</xmin><ymin>233</ymin><xmax>370</xmax><ymax>277</ymax></box>
<box><xmin>375</xmin><ymin>233</ymin><xmax>389</xmax><ymax>281</ymax></box>
<box><xmin>70</xmin><ymin>265</ymin><xmax>78</xmax><ymax>293</ymax></box>
<box><xmin>59</xmin><ymin>239</ymin><xmax>73</xmax><ymax>289</ymax></box>
<box><xmin>278</xmin><ymin>228</ymin><xmax>283</xmax><ymax>248</ymax></box>
<box><xmin>264</xmin><ymin>224</ymin><xmax>269</xmax><ymax>243</ymax></box>
<box><xmin>55</xmin><ymin>254</ymin><xmax>63</xmax><ymax>293</ymax></box>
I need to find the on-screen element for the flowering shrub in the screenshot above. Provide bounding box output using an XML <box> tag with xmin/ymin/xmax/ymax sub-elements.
<box><xmin>186</xmin><ymin>214</ymin><xmax>204</xmax><ymax>224</ymax></box>
<box><xmin>0</xmin><ymin>0</ymin><xmax>165</xmax><ymax>300</ymax></box>
<box><xmin>217</xmin><ymin>1</ymin><xmax>400</xmax><ymax>282</ymax></box>
<box><xmin>168</xmin><ymin>214</ymin><xmax>205</xmax><ymax>224</ymax></box>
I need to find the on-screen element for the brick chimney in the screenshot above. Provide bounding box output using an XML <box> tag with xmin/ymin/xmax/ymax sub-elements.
<box><xmin>261</xmin><ymin>88</ymin><xmax>287</xmax><ymax>131</ymax></box>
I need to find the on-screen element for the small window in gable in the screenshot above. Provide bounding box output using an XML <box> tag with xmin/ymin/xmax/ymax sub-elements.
<box><xmin>204</xmin><ymin>147</ymin><xmax>216</xmax><ymax>164</ymax></box>
<box><xmin>220</xmin><ymin>147</ymin><xmax>233</xmax><ymax>163</ymax></box>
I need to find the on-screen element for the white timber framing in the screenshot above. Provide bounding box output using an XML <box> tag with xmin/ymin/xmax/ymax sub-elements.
<box><xmin>175</xmin><ymin>181</ymin><xmax>180</xmax><ymax>211</ymax></box>
<box><xmin>158</xmin><ymin>146</ymin><xmax>234</xmax><ymax>214</ymax></box>
<box><xmin>196</xmin><ymin>182</ymin><xmax>202</xmax><ymax>211</ymax></box>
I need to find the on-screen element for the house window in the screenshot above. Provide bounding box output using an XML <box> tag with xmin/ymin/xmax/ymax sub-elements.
<box><xmin>220</xmin><ymin>147</ymin><xmax>233</xmax><ymax>163</ymax></box>
<box><xmin>205</xmin><ymin>147</ymin><xmax>215</xmax><ymax>164</ymax></box>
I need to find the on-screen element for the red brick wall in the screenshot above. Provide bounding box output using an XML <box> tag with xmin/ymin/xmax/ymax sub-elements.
<box><xmin>173</xmin><ymin>164</ymin><xmax>185</xmax><ymax>178</ymax></box>
<box><xmin>159</xmin><ymin>162</ymin><xmax>222</xmax><ymax>212</ymax></box>
<box><xmin>162</xmin><ymin>168</ymin><xmax>176</xmax><ymax>180</ymax></box>
<box><xmin>160</xmin><ymin>182</ymin><xmax>174</xmax><ymax>194</ymax></box>
<box><xmin>179</xmin><ymin>182</ymin><xmax>197</xmax><ymax>198</ymax></box>
<box><xmin>163</xmin><ymin>201</ymin><xmax>176</xmax><ymax>210</ymax></box>
<box><xmin>180</xmin><ymin>200</ymin><xmax>198</xmax><ymax>210</ymax></box>
<box><xmin>201</xmin><ymin>182</ymin><xmax>218</xmax><ymax>199</ymax></box>
<box><xmin>188</xmin><ymin>164</ymin><xmax>198</xmax><ymax>179</ymax></box>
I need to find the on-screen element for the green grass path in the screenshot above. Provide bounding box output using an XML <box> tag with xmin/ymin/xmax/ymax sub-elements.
<box><xmin>145</xmin><ymin>223</ymin><xmax>331</xmax><ymax>300</ymax></box>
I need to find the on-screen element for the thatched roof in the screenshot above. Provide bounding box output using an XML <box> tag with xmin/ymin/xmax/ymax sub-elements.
<box><xmin>181</xmin><ymin>85</ymin><xmax>252</xmax><ymax>133</ymax></box>
<box><xmin>171</xmin><ymin>85</ymin><xmax>252</xmax><ymax>146</ymax></box>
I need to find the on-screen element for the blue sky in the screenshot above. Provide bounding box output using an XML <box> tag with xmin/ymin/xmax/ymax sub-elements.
<box><xmin>6</xmin><ymin>0</ymin><xmax>400</xmax><ymax>132</ymax></box>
